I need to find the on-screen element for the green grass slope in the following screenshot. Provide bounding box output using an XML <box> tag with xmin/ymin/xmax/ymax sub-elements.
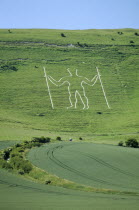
<box><xmin>0</xmin><ymin>29</ymin><xmax>139</xmax><ymax>141</ymax></box>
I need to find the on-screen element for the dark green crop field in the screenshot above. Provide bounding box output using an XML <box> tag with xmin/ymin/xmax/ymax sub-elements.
<box><xmin>28</xmin><ymin>142</ymin><xmax>139</xmax><ymax>193</ymax></box>
<box><xmin>0</xmin><ymin>141</ymin><xmax>139</xmax><ymax>210</ymax></box>
<box><xmin>1</xmin><ymin>168</ymin><xmax>139</xmax><ymax>210</ymax></box>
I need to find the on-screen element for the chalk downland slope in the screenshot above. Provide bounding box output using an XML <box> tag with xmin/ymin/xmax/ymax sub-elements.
<box><xmin>0</xmin><ymin>29</ymin><xmax>139</xmax><ymax>140</ymax></box>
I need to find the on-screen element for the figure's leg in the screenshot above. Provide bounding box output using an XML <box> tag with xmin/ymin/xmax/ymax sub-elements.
<box><xmin>77</xmin><ymin>90</ymin><xmax>89</xmax><ymax>109</ymax></box>
<box><xmin>67</xmin><ymin>90</ymin><xmax>75</xmax><ymax>109</ymax></box>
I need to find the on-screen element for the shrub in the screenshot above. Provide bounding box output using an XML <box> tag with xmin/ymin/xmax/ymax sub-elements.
<box><xmin>56</xmin><ymin>136</ymin><xmax>62</xmax><ymax>141</ymax></box>
<box><xmin>97</xmin><ymin>112</ymin><xmax>102</xmax><ymax>115</ymax></box>
<box><xmin>10</xmin><ymin>150</ymin><xmax>23</xmax><ymax>158</ymax></box>
<box><xmin>32</xmin><ymin>136</ymin><xmax>51</xmax><ymax>144</ymax></box>
<box><xmin>15</xmin><ymin>143</ymin><xmax>22</xmax><ymax>148</ymax></box>
<box><xmin>130</xmin><ymin>40</ymin><xmax>134</xmax><ymax>44</ymax></box>
<box><xmin>117</xmin><ymin>32</ymin><xmax>123</xmax><ymax>35</ymax></box>
<box><xmin>10</xmin><ymin>156</ymin><xmax>23</xmax><ymax>169</ymax></box>
<box><xmin>8</xmin><ymin>29</ymin><xmax>12</xmax><ymax>33</ymax></box>
<box><xmin>61</xmin><ymin>33</ymin><xmax>66</xmax><ymax>37</ymax></box>
<box><xmin>1</xmin><ymin>161</ymin><xmax>13</xmax><ymax>170</ymax></box>
<box><xmin>3</xmin><ymin>148</ymin><xmax>12</xmax><ymax>160</ymax></box>
<box><xmin>18</xmin><ymin>169</ymin><xmax>25</xmax><ymax>175</ymax></box>
<box><xmin>134</xmin><ymin>32</ymin><xmax>139</xmax><ymax>36</ymax></box>
<box><xmin>125</xmin><ymin>138</ymin><xmax>138</xmax><ymax>148</ymax></box>
<box><xmin>79</xmin><ymin>137</ymin><xmax>83</xmax><ymax>140</ymax></box>
<box><xmin>118</xmin><ymin>141</ymin><xmax>123</xmax><ymax>146</ymax></box>
<box><xmin>23</xmin><ymin>140</ymin><xmax>29</xmax><ymax>144</ymax></box>
<box><xmin>24</xmin><ymin>143</ymin><xmax>32</xmax><ymax>149</ymax></box>
<box><xmin>77</xmin><ymin>42</ymin><xmax>83</xmax><ymax>47</ymax></box>
<box><xmin>10</xmin><ymin>156</ymin><xmax>32</xmax><ymax>173</ymax></box>
<box><xmin>84</xmin><ymin>43</ymin><xmax>88</xmax><ymax>47</ymax></box>
<box><xmin>0</xmin><ymin>64</ymin><xmax>18</xmax><ymax>72</ymax></box>
<box><xmin>31</xmin><ymin>142</ymin><xmax>42</xmax><ymax>147</ymax></box>
<box><xmin>21</xmin><ymin>160</ymin><xmax>32</xmax><ymax>173</ymax></box>
<box><xmin>45</xmin><ymin>180</ymin><xmax>51</xmax><ymax>185</ymax></box>
<box><xmin>18</xmin><ymin>148</ymin><xmax>24</xmax><ymax>152</ymax></box>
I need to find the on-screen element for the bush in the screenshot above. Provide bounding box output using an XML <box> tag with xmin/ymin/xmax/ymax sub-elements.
<box><xmin>1</xmin><ymin>161</ymin><xmax>13</xmax><ymax>170</ymax></box>
<box><xmin>79</xmin><ymin>137</ymin><xmax>83</xmax><ymax>140</ymax></box>
<box><xmin>118</xmin><ymin>141</ymin><xmax>123</xmax><ymax>146</ymax></box>
<box><xmin>56</xmin><ymin>136</ymin><xmax>62</xmax><ymax>141</ymax></box>
<box><xmin>134</xmin><ymin>32</ymin><xmax>139</xmax><ymax>36</ymax></box>
<box><xmin>10</xmin><ymin>156</ymin><xmax>23</xmax><ymax>169</ymax></box>
<box><xmin>31</xmin><ymin>142</ymin><xmax>42</xmax><ymax>147</ymax></box>
<box><xmin>18</xmin><ymin>148</ymin><xmax>24</xmax><ymax>152</ymax></box>
<box><xmin>24</xmin><ymin>143</ymin><xmax>32</xmax><ymax>149</ymax></box>
<box><xmin>61</xmin><ymin>33</ymin><xmax>66</xmax><ymax>37</ymax></box>
<box><xmin>18</xmin><ymin>169</ymin><xmax>25</xmax><ymax>175</ymax></box>
<box><xmin>15</xmin><ymin>143</ymin><xmax>22</xmax><ymax>148</ymax></box>
<box><xmin>45</xmin><ymin>180</ymin><xmax>51</xmax><ymax>185</ymax></box>
<box><xmin>10</xmin><ymin>156</ymin><xmax>32</xmax><ymax>173</ymax></box>
<box><xmin>23</xmin><ymin>140</ymin><xmax>29</xmax><ymax>144</ymax></box>
<box><xmin>21</xmin><ymin>160</ymin><xmax>32</xmax><ymax>173</ymax></box>
<box><xmin>31</xmin><ymin>136</ymin><xmax>51</xmax><ymax>144</ymax></box>
<box><xmin>117</xmin><ymin>32</ymin><xmax>123</xmax><ymax>35</ymax></box>
<box><xmin>77</xmin><ymin>42</ymin><xmax>83</xmax><ymax>47</ymax></box>
<box><xmin>125</xmin><ymin>138</ymin><xmax>138</xmax><ymax>148</ymax></box>
<box><xmin>3</xmin><ymin>148</ymin><xmax>12</xmax><ymax>160</ymax></box>
<box><xmin>0</xmin><ymin>64</ymin><xmax>18</xmax><ymax>72</ymax></box>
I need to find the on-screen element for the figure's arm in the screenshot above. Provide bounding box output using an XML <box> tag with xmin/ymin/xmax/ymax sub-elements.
<box><xmin>48</xmin><ymin>75</ymin><xmax>68</xmax><ymax>86</ymax></box>
<box><xmin>83</xmin><ymin>75</ymin><xmax>98</xmax><ymax>86</ymax></box>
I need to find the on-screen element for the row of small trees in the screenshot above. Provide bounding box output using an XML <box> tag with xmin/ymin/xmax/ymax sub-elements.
<box><xmin>118</xmin><ymin>138</ymin><xmax>139</xmax><ymax>148</ymax></box>
<box><xmin>0</xmin><ymin>136</ymin><xmax>51</xmax><ymax>174</ymax></box>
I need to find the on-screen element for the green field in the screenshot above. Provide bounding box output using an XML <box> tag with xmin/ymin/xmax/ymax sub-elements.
<box><xmin>0</xmin><ymin>29</ymin><xmax>139</xmax><ymax>209</ymax></box>
<box><xmin>0</xmin><ymin>141</ymin><xmax>139</xmax><ymax>210</ymax></box>
<box><xmin>1</xmin><ymin>168</ymin><xmax>139</xmax><ymax>210</ymax></box>
<box><xmin>28</xmin><ymin>142</ymin><xmax>139</xmax><ymax>193</ymax></box>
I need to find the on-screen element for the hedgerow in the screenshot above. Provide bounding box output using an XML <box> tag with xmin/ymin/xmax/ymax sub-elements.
<box><xmin>118</xmin><ymin>138</ymin><xmax>139</xmax><ymax>148</ymax></box>
<box><xmin>0</xmin><ymin>136</ymin><xmax>51</xmax><ymax>174</ymax></box>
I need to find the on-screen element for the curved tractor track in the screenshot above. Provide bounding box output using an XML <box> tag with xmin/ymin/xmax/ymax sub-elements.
<box><xmin>28</xmin><ymin>142</ymin><xmax>139</xmax><ymax>193</ymax></box>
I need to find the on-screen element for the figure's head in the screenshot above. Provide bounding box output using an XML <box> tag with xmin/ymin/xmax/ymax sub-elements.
<box><xmin>67</xmin><ymin>68</ymin><xmax>78</xmax><ymax>76</ymax></box>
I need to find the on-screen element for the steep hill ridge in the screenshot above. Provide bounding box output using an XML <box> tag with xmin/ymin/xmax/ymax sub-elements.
<box><xmin>0</xmin><ymin>29</ymin><xmax>139</xmax><ymax>141</ymax></box>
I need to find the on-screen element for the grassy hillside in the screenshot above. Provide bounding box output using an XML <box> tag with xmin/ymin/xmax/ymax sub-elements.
<box><xmin>0</xmin><ymin>29</ymin><xmax>139</xmax><ymax>141</ymax></box>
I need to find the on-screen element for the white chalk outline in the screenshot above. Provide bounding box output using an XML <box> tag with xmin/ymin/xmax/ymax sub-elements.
<box><xmin>43</xmin><ymin>67</ymin><xmax>54</xmax><ymax>109</ymax></box>
<box><xmin>47</xmin><ymin>68</ymin><xmax>98</xmax><ymax>109</ymax></box>
<box><xmin>43</xmin><ymin>67</ymin><xmax>110</xmax><ymax>109</ymax></box>
<box><xmin>96</xmin><ymin>67</ymin><xmax>110</xmax><ymax>109</ymax></box>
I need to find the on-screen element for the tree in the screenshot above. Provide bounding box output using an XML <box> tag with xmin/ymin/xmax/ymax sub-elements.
<box><xmin>117</xmin><ymin>31</ymin><xmax>123</xmax><ymax>35</ymax></box>
<box><xmin>134</xmin><ymin>32</ymin><xmax>139</xmax><ymax>36</ymax></box>
<box><xmin>125</xmin><ymin>138</ymin><xmax>138</xmax><ymax>148</ymax></box>
<box><xmin>61</xmin><ymin>33</ymin><xmax>66</xmax><ymax>37</ymax></box>
<box><xmin>56</xmin><ymin>136</ymin><xmax>61</xmax><ymax>141</ymax></box>
<box><xmin>118</xmin><ymin>141</ymin><xmax>124</xmax><ymax>146</ymax></box>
